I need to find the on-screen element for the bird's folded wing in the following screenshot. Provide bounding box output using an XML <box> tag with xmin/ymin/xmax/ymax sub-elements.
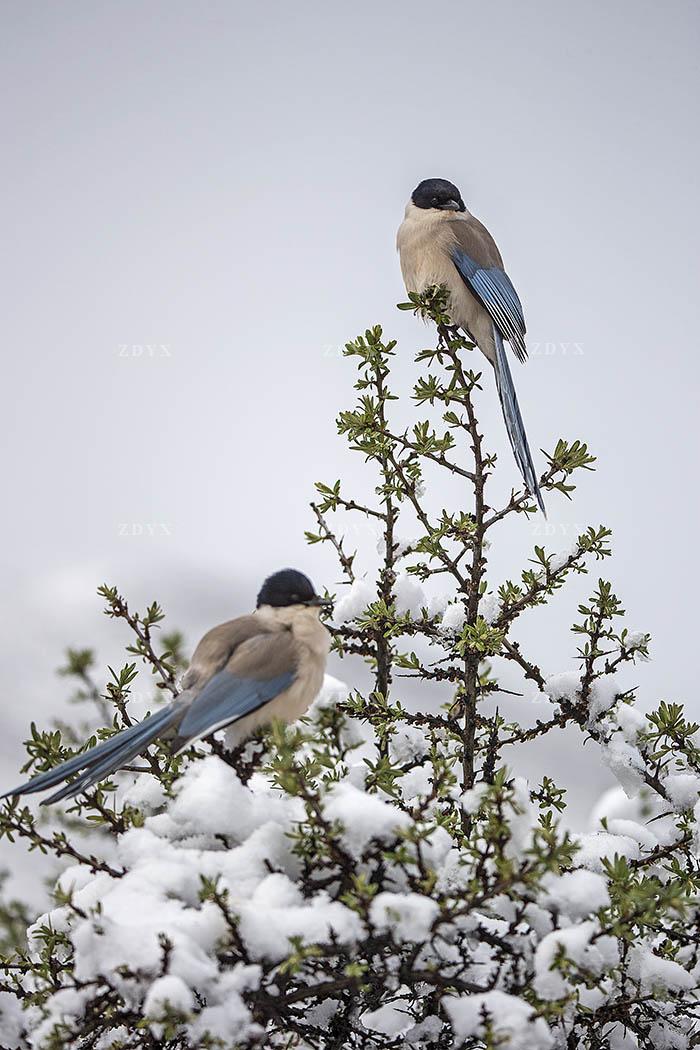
<box><xmin>449</xmin><ymin>220</ymin><xmax>528</xmax><ymax>364</ymax></box>
<box><xmin>175</xmin><ymin>629</ymin><xmax>298</xmax><ymax>744</ymax></box>
<box><xmin>181</xmin><ymin>614</ymin><xmax>268</xmax><ymax>691</ymax></box>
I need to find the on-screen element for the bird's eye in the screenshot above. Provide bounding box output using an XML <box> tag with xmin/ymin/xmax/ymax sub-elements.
<box><xmin>290</xmin><ymin>594</ymin><xmax>300</xmax><ymax>602</ymax></box>
<box><xmin>431</xmin><ymin>197</ymin><xmax>439</xmax><ymax>206</ymax></box>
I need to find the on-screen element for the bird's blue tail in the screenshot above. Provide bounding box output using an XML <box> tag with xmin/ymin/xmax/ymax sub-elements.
<box><xmin>492</xmin><ymin>326</ymin><xmax>545</xmax><ymax>514</ymax></box>
<box><xmin>1</xmin><ymin>702</ymin><xmax>184</xmax><ymax>807</ymax></box>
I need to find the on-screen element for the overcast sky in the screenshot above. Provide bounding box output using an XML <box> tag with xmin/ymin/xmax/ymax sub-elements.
<box><xmin>2</xmin><ymin>0</ymin><xmax>699</xmax><ymax>897</ymax></box>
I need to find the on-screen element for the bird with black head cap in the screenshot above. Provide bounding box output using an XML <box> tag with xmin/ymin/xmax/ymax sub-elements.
<box><xmin>397</xmin><ymin>177</ymin><xmax>545</xmax><ymax>513</ymax></box>
<box><xmin>1</xmin><ymin>569</ymin><xmax>332</xmax><ymax>805</ymax></box>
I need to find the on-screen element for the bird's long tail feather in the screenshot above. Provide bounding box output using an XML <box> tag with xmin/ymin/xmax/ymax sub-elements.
<box><xmin>492</xmin><ymin>326</ymin><xmax>545</xmax><ymax>514</ymax></box>
<box><xmin>1</xmin><ymin>702</ymin><xmax>184</xmax><ymax>806</ymax></box>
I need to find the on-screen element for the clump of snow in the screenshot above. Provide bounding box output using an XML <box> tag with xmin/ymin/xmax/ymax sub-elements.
<box><xmin>622</xmin><ymin>629</ymin><xmax>651</xmax><ymax>660</ymax></box>
<box><xmin>370</xmin><ymin>892</ymin><xmax>438</xmax><ymax>943</ymax></box>
<box><xmin>505</xmin><ymin>778</ymin><xmax>537</xmax><ymax>859</ymax></box>
<box><xmin>427</xmin><ymin>591</ymin><xmax>453</xmax><ymax>618</ymax></box>
<box><xmin>143</xmin><ymin>975</ymin><xmax>194</xmax><ymax>1019</ymax></box>
<box><xmin>479</xmin><ymin>591</ymin><xmax>500</xmax><ymax>624</ymax></box>
<box><xmin>604</xmin><ymin>818</ymin><xmax>659</xmax><ymax>851</ymax></box>
<box><xmin>185</xmin><ymin>965</ymin><xmax>261</xmax><ymax>1046</ymax></box>
<box><xmin>550</xmin><ymin>542</ymin><xmax>579</xmax><ymax>573</ymax></box>
<box><xmin>600</xmin><ymin>737</ymin><xmax>645</xmax><ymax>798</ymax></box>
<box><xmin>460</xmin><ymin>782</ymin><xmax>488</xmax><ymax>816</ymax></box>
<box><xmin>323</xmin><ymin>781</ymin><xmax>411</xmax><ymax>855</ymax></box>
<box><xmin>397</xmin><ymin>769</ymin><xmax>440</xmax><ymax>809</ymax></box>
<box><xmin>663</xmin><ymin>773</ymin><xmax>700</xmax><ymax>812</ymax></box>
<box><xmin>541</xmin><ymin>869</ymin><xmax>610</xmax><ymax>919</ymax></box>
<box><xmin>237</xmin><ymin>875</ymin><xmax>362</xmax><ymax>962</ymax></box>
<box><xmin>361</xmin><ymin>1002</ymin><xmax>414</xmax><ymax>1037</ymax></box>
<box><xmin>573</xmin><ymin>831</ymin><xmax>640</xmax><ymax>872</ymax></box>
<box><xmin>389</xmin><ymin>724</ymin><xmax>430</xmax><ymax>764</ymax></box>
<box><xmin>17</xmin><ymin>750</ymin><xmax>314</xmax><ymax>1045</ymax></box>
<box><xmin>333</xmin><ymin>578</ymin><xmax>375</xmax><ymax>623</ymax></box>
<box><xmin>646</xmin><ymin>1021</ymin><xmax>689</xmax><ymax>1050</ymax></box>
<box><xmin>544</xmin><ymin>672</ymin><xmax>580</xmax><ymax>706</ymax></box>
<box><xmin>615</xmin><ymin>702</ymin><xmax>648</xmax><ymax>743</ymax></box>
<box><xmin>534</xmin><ymin>922</ymin><xmax>618</xmax><ymax>1000</ymax></box>
<box><xmin>0</xmin><ymin>992</ymin><xmax>24</xmax><ymax>1049</ymax></box>
<box><xmin>55</xmin><ymin>863</ymin><xmax>98</xmax><ymax>900</ymax></box>
<box><xmin>444</xmin><ymin>990</ymin><xmax>553</xmax><ymax>1049</ymax></box>
<box><xmin>168</xmin><ymin>754</ymin><xmax>294</xmax><ymax>841</ymax></box>
<box><xmin>589</xmin><ymin>785</ymin><xmax>663</xmax><ymax>830</ymax></box>
<box><xmin>393</xmin><ymin>572</ymin><xmax>426</xmax><ymax>617</ymax></box>
<box><xmin>305</xmin><ymin>998</ymin><xmax>339</xmax><ymax>1031</ymax></box>
<box><xmin>587</xmin><ymin>675</ymin><xmax>621</xmax><ymax>722</ymax></box>
<box><xmin>603</xmin><ymin>1021</ymin><xmax>642</xmax><ymax>1050</ymax></box>
<box><xmin>67</xmin><ymin>870</ymin><xmax>226</xmax><ymax>993</ymax></box>
<box><xmin>627</xmin><ymin>944</ymin><xmax>696</xmax><ymax>994</ymax></box>
<box><xmin>120</xmin><ymin>774</ymin><xmax>168</xmax><ymax>814</ymax></box>
<box><xmin>187</xmin><ymin>999</ymin><xmax>258</xmax><ymax>1047</ymax></box>
<box><xmin>5</xmin><ymin>666</ymin><xmax>698</xmax><ymax>1049</ymax></box>
<box><xmin>405</xmin><ymin>1015</ymin><xmax>443</xmax><ymax>1045</ymax></box>
<box><xmin>440</xmin><ymin>601</ymin><xmax>467</xmax><ymax>635</ymax></box>
<box><xmin>307</xmin><ymin>676</ymin><xmax>366</xmax><ymax>749</ymax></box>
<box><xmin>94</xmin><ymin>1027</ymin><xmax>130</xmax><ymax>1048</ymax></box>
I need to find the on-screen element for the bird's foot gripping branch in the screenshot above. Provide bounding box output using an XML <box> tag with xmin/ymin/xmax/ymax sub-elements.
<box><xmin>1</xmin><ymin>297</ymin><xmax>699</xmax><ymax>1049</ymax></box>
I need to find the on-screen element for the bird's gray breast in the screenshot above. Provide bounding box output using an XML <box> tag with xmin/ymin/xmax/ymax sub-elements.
<box><xmin>397</xmin><ymin>214</ymin><xmax>459</xmax><ymax>295</ymax></box>
<box><xmin>397</xmin><ymin>211</ymin><xmax>496</xmax><ymax>360</ymax></box>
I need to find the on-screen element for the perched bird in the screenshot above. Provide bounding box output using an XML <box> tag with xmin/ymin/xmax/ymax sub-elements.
<box><xmin>1</xmin><ymin>569</ymin><xmax>331</xmax><ymax>806</ymax></box>
<box><xmin>397</xmin><ymin>177</ymin><xmax>544</xmax><ymax>512</ymax></box>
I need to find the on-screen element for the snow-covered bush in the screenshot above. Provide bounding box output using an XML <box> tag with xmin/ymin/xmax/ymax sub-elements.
<box><xmin>1</xmin><ymin>290</ymin><xmax>698</xmax><ymax>1048</ymax></box>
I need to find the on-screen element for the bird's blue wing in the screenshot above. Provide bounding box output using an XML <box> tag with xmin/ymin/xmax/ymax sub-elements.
<box><xmin>41</xmin><ymin>662</ymin><xmax>295</xmax><ymax>803</ymax></box>
<box><xmin>451</xmin><ymin>246</ymin><xmax>528</xmax><ymax>364</ymax></box>
<box><xmin>0</xmin><ymin>625</ymin><xmax>299</xmax><ymax>806</ymax></box>
<box><xmin>175</xmin><ymin>667</ymin><xmax>295</xmax><ymax>743</ymax></box>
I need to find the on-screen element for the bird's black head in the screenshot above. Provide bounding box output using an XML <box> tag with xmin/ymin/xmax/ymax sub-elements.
<box><xmin>256</xmin><ymin>568</ymin><xmax>329</xmax><ymax>609</ymax></box>
<box><xmin>411</xmin><ymin>178</ymin><xmax>465</xmax><ymax>212</ymax></box>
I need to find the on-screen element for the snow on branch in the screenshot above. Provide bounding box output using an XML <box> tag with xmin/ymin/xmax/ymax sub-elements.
<box><xmin>0</xmin><ymin>291</ymin><xmax>698</xmax><ymax>1049</ymax></box>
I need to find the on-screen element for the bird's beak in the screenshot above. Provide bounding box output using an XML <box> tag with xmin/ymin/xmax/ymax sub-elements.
<box><xmin>305</xmin><ymin>595</ymin><xmax>334</xmax><ymax>610</ymax></box>
<box><xmin>439</xmin><ymin>199</ymin><xmax>462</xmax><ymax>212</ymax></box>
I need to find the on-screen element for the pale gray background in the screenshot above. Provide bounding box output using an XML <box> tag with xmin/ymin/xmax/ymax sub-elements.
<box><xmin>2</xmin><ymin>0</ymin><xmax>698</xmax><ymax>902</ymax></box>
